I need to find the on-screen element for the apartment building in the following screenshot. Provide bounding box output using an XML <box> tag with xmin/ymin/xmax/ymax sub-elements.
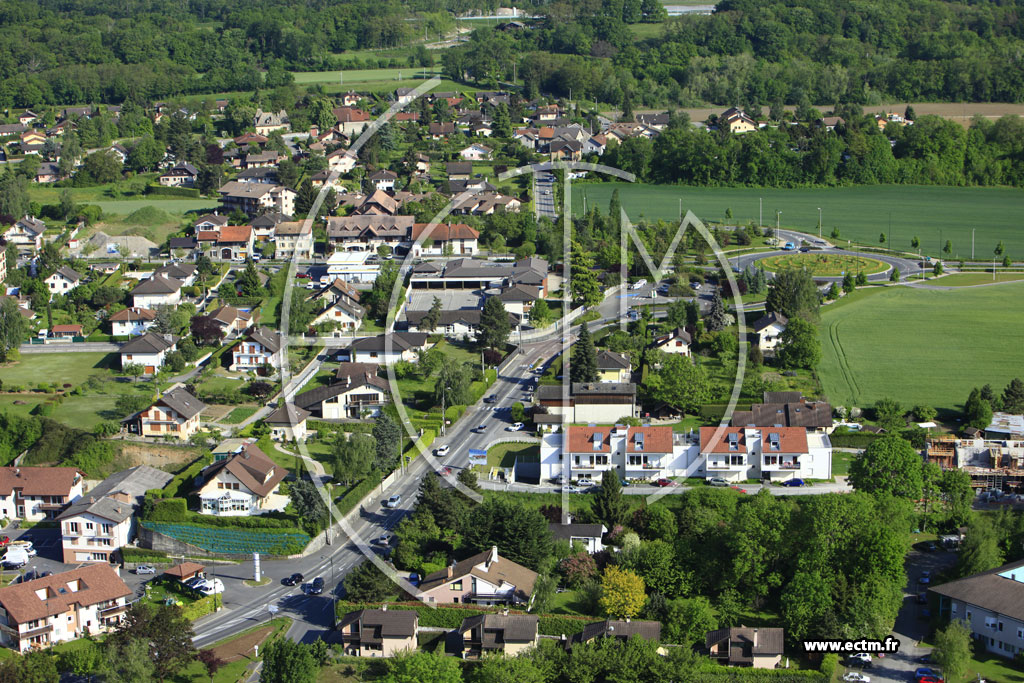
<box><xmin>931</xmin><ymin>559</ymin><xmax>1024</xmax><ymax>659</ymax></box>
<box><xmin>0</xmin><ymin>564</ymin><xmax>131</xmax><ymax>652</ymax></box>
<box><xmin>0</xmin><ymin>467</ymin><xmax>84</xmax><ymax>522</ymax></box>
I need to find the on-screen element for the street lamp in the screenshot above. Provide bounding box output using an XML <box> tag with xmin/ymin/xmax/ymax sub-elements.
<box><xmin>775</xmin><ymin>211</ymin><xmax>781</xmax><ymax>244</ymax></box>
<box><xmin>817</xmin><ymin>208</ymin><xmax>822</xmax><ymax>239</ymax></box>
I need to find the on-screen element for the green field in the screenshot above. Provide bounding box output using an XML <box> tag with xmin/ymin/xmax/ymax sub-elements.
<box><xmin>0</xmin><ymin>352</ymin><xmax>118</xmax><ymax>385</ymax></box>
<box><xmin>933</xmin><ymin>272</ymin><xmax>1024</xmax><ymax>286</ymax></box>
<box><xmin>760</xmin><ymin>253</ymin><xmax>888</xmax><ymax>276</ymax></box>
<box><xmin>289</xmin><ymin>68</ymin><xmax>470</xmax><ymax>95</ymax></box>
<box><xmin>573</xmin><ymin>183</ymin><xmax>1024</xmax><ymax>258</ymax></box>
<box><xmin>817</xmin><ymin>283</ymin><xmax>1024</xmax><ymax>414</ymax></box>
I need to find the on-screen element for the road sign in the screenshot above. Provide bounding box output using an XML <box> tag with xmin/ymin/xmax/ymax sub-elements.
<box><xmin>267</xmin><ymin>604</ymin><xmax>279</xmax><ymax>615</ymax></box>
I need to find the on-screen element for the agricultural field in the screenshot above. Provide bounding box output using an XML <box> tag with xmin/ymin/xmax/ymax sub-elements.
<box><xmin>817</xmin><ymin>282</ymin><xmax>1024</xmax><ymax>416</ymax></box>
<box><xmin>932</xmin><ymin>272</ymin><xmax>1024</xmax><ymax>286</ymax></box>
<box><xmin>288</xmin><ymin>68</ymin><xmax>471</xmax><ymax>95</ymax></box>
<box><xmin>572</xmin><ymin>183</ymin><xmax>1024</xmax><ymax>257</ymax></box>
<box><xmin>759</xmin><ymin>253</ymin><xmax>888</xmax><ymax>276</ymax></box>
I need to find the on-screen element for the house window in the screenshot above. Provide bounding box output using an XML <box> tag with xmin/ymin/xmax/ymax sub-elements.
<box><xmin>967</xmin><ymin>610</ymin><xmax>972</xmax><ymax>620</ymax></box>
<box><xmin>451</xmin><ymin>580</ymin><xmax>463</xmax><ymax>590</ymax></box>
<box><xmin>85</xmin><ymin>522</ymin><xmax>93</xmax><ymax>530</ymax></box>
<box><xmin>67</xmin><ymin>522</ymin><xmax>80</xmax><ymax>534</ymax></box>
<box><xmin>729</xmin><ymin>455</ymin><xmax>744</xmax><ymax>466</ymax></box>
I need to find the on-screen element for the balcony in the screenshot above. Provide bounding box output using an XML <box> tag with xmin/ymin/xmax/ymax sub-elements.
<box><xmin>763</xmin><ymin>460</ymin><xmax>800</xmax><ymax>470</ymax></box>
<box><xmin>99</xmin><ymin>604</ymin><xmax>127</xmax><ymax>617</ymax></box>
<box><xmin>21</xmin><ymin>624</ymin><xmax>53</xmax><ymax>639</ymax></box>
<box><xmin>706</xmin><ymin>461</ymin><xmax>746</xmax><ymax>470</ymax></box>
<box><xmin>570</xmin><ymin>461</ymin><xmax>613</xmax><ymax>471</ymax></box>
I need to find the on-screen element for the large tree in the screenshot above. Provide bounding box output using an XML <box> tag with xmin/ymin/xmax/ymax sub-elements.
<box><xmin>420</xmin><ymin>296</ymin><xmax>443</xmax><ymax>333</ymax></box>
<box><xmin>189</xmin><ymin>315</ymin><xmax>224</xmax><ymax>347</ymax></box>
<box><xmin>599</xmin><ymin>566</ymin><xmax>646</xmax><ymax>618</ymax></box>
<box><xmin>1003</xmin><ymin>378</ymin><xmax>1024</xmax><ymax>414</ymax></box>
<box><xmin>434</xmin><ymin>356</ymin><xmax>473</xmax><ymax>407</ymax></box>
<box><xmin>333</xmin><ymin>432</ymin><xmax>374</xmax><ymax>485</ymax></box>
<box><xmin>111</xmin><ymin>603</ymin><xmax>196</xmax><ymax>682</ymax></box>
<box><xmin>704</xmin><ymin>290</ymin><xmax>729</xmax><ymax>331</ymax></box>
<box><xmin>0</xmin><ymin>297</ymin><xmax>29</xmax><ymax>362</ymax></box>
<box><xmin>776</xmin><ymin>316</ymin><xmax>821</xmax><ymax>369</ymax></box>
<box><xmin>289</xmin><ymin>479</ymin><xmax>329</xmax><ymax>533</ymax></box>
<box><xmin>372</xmin><ymin>413</ymin><xmax>402</xmax><ymax>472</ymax></box>
<box><xmin>644</xmin><ymin>352</ymin><xmax>712</xmax><ymax>415</ymax></box>
<box><xmin>569</xmin><ymin>242</ymin><xmax>602</xmax><ymax>307</ymax></box>
<box><xmin>849</xmin><ymin>435</ymin><xmax>923</xmax><ymax>499</ymax></box>
<box><xmin>478</xmin><ymin>295</ymin><xmax>511</xmax><ymax>350</ymax></box>
<box><xmin>343</xmin><ymin>560</ymin><xmax>395</xmax><ymax>602</ymax></box>
<box><xmin>933</xmin><ymin>620</ymin><xmax>972</xmax><ymax>681</ymax></box>
<box><xmin>592</xmin><ymin>469</ymin><xmax>629</xmax><ymax>528</ymax></box>
<box><xmin>260</xmin><ymin>638</ymin><xmax>317</xmax><ymax>683</ymax></box>
<box><xmin>463</xmin><ymin>498</ymin><xmax>553</xmax><ymax>571</ymax></box>
<box><xmin>383</xmin><ymin>651</ymin><xmax>463</xmax><ymax>683</ymax></box>
<box><xmin>964</xmin><ymin>387</ymin><xmax>994</xmax><ymax>430</ymax></box>
<box><xmin>569</xmin><ymin>321</ymin><xmax>598</xmax><ymax>383</ymax></box>
<box><xmin>765</xmin><ymin>268</ymin><xmax>820</xmax><ymax>320</ymax></box>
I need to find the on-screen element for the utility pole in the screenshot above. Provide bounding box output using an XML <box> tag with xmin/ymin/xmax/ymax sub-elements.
<box><xmin>972</xmin><ymin>228</ymin><xmax>975</xmax><ymax>260</ymax></box>
<box><xmin>775</xmin><ymin>211</ymin><xmax>781</xmax><ymax>245</ymax></box>
<box><xmin>818</xmin><ymin>207</ymin><xmax>822</xmax><ymax>239</ymax></box>
<box><xmin>759</xmin><ymin>197</ymin><xmax>762</xmax><ymax>229</ymax></box>
<box><xmin>888</xmin><ymin>212</ymin><xmax>891</xmax><ymax>250</ymax></box>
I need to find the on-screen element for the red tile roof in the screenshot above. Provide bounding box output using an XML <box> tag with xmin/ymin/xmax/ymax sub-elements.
<box><xmin>333</xmin><ymin>107</ymin><xmax>370</xmax><ymax>123</ymax></box>
<box><xmin>0</xmin><ymin>467</ymin><xmax>82</xmax><ymax>496</ymax></box>
<box><xmin>566</xmin><ymin>425</ymin><xmax>612</xmax><ymax>453</ymax></box>
<box><xmin>700</xmin><ymin>427</ymin><xmax>808</xmax><ymax>453</ymax></box>
<box><xmin>197</xmin><ymin>225</ymin><xmax>252</xmax><ymax>244</ymax></box>
<box><xmin>625</xmin><ymin>425</ymin><xmax>673</xmax><ymax>453</ymax></box>
<box><xmin>52</xmin><ymin>324</ymin><xmax>83</xmax><ymax>333</ymax></box>
<box><xmin>700</xmin><ymin>427</ymin><xmax>747</xmax><ymax>454</ymax></box>
<box><xmin>0</xmin><ymin>564</ymin><xmax>131</xmax><ymax>624</ymax></box>
<box><xmin>410</xmin><ymin>223</ymin><xmax>480</xmax><ymax>241</ymax></box>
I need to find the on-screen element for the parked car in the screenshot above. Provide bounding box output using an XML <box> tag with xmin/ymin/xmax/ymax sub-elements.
<box><xmin>134</xmin><ymin>565</ymin><xmax>156</xmax><ymax>575</ymax></box>
<box><xmin>385</xmin><ymin>494</ymin><xmax>402</xmax><ymax>509</ymax></box>
<box><xmin>200</xmin><ymin>579</ymin><xmax>225</xmax><ymax>596</ymax></box>
<box><xmin>781</xmin><ymin>478</ymin><xmax>806</xmax><ymax>487</ymax></box>
<box><xmin>282</xmin><ymin>573</ymin><xmax>304</xmax><ymax>586</ymax></box>
<box><xmin>575</xmin><ymin>478</ymin><xmax>596</xmax><ymax>487</ymax></box>
<box><xmin>916</xmin><ymin>592</ymin><xmax>928</xmax><ymax>604</ymax></box>
<box><xmin>708</xmin><ymin>477</ymin><xmax>729</xmax><ymax>487</ymax></box>
<box><xmin>918</xmin><ymin>676</ymin><xmax>942</xmax><ymax>683</ymax></box>
<box><xmin>484</xmin><ymin>394</ymin><xmax>498</xmax><ymax>404</ymax></box>
<box><xmin>915</xmin><ymin>668</ymin><xmax>941</xmax><ymax>681</ymax></box>
<box><xmin>373</xmin><ymin>534</ymin><xmax>390</xmax><ymax>546</ymax></box>
<box><xmin>654</xmin><ymin>478</ymin><xmax>676</xmax><ymax>487</ymax></box>
<box><xmin>918</xmin><ymin>570</ymin><xmax>932</xmax><ymax>585</ymax></box>
<box><xmin>843</xmin><ymin>673</ymin><xmax>870</xmax><ymax>683</ymax></box>
<box><xmin>184</xmin><ymin>577</ymin><xmax>207</xmax><ymax>589</ymax></box>
<box><xmin>408</xmin><ymin>573</ymin><xmax>420</xmax><ymax>587</ymax></box>
<box><xmin>309</xmin><ymin>577</ymin><xmax>325</xmax><ymax>595</ymax></box>
<box><xmin>847</xmin><ymin>653</ymin><xmax>872</xmax><ymax>667</ymax></box>
<box><xmin>630</xmin><ymin>279</ymin><xmax>647</xmax><ymax>290</ymax></box>
<box><xmin>434</xmin><ymin>444</ymin><xmax>450</xmax><ymax>457</ymax></box>
<box><xmin>917</xmin><ymin>654</ymin><xmax>932</xmax><ymax>664</ymax></box>
<box><xmin>559</xmin><ymin>485</ymin><xmax>581</xmax><ymax>493</ymax></box>
<box><xmin>506</xmin><ymin>422</ymin><xmax>524</xmax><ymax>432</ymax></box>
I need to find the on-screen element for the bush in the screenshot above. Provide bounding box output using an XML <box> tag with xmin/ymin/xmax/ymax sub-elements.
<box><xmin>334</xmin><ymin>471</ymin><xmax>383</xmax><ymax>518</ymax></box>
<box><xmin>182</xmin><ymin>595</ymin><xmax>217</xmax><ymax>620</ymax></box>
<box><xmin>149</xmin><ymin>497</ymin><xmax>188</xmax><ymax>522</ymax></box>
<box><xmin>820</xmin><ymin>654</ymin><xmax>839</xmax><ymax>678</ymax></box>
<box><xmin>829</xmin><ymin>432</ymin><xmax>879</xmax><ymax>448</ymax></box>
<box><xmin>121</xmin><ymin>547</ymin><xmax>170</xmax><ymax>563</ymax></box>
<box><xmin>146</xmin><ymin>184</ymin><xmax>201</xmax><ymax>198</ymax></box>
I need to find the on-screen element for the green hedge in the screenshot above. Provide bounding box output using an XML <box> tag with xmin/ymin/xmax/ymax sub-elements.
<box><xmin>121</xmin><ymin>547</ymin><xmax>171</xmax><ymax>563</ymax></box>
<box><xmin>332</xmin><ymin>601</ymin><xmax>589</xmax><ymax>635</ymax></box>
<box><xmin>149</xmin><ymin>497</ymin><xmax>188</xmax><ymax>521</ymax></box>
<box><xmin>161</xmin><ymin>456</ymin><xmax>212</xmax><ymax>499</ymax></box>
<box><xmin>699</xmin><ymin>403</ymin><xmax>753</xmax><ymax>420</ymax></box>
<box><xmin>819</xmin><ymin>654</ymin><xmax>839</xmax><ymax>679</ymax></box>
<box><xmin>182</xmin><ymin>595</ymin><xmax>217</xmax><ymax>620</ymax></box>
<box><xmin>690</xmin><ymin>670</ymin><xmax>825</xmax><ymax>683</ymax></box>
<box><xmin>146</xmin><ymin>184</ymin><xmax>201</xmax><ymax>198</ymax></box>
<box><xmin>829</xmin><ymin>432</ymin><xmax>879</xmax><ymax>448</ymax></box>
<box><xmin>405</xmin><ymin>428</ymin><xmax>436</xmax><ymax>458</ymax></box>
<box><xmin>334</xmin><ymin>471</ymin><xmax>383</xmax><ymax>518</ymax></box>
<box><xmin>310</xmin><ymin>420</ymin><xmax>374</xmax><ymax>436</ymax></box>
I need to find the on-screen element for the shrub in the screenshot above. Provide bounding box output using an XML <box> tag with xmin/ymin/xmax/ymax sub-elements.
<box><xmin>820</xmin><ymin>654</ymin><xmax>839</xmax><ymax>678</ymax></box>
<box><xmin>149</xmin><ymin>497</ymin><xmax>188</xmax><ymax>522</ymax></box>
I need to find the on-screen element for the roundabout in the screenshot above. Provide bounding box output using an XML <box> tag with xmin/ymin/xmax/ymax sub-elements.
<box><xmin>758</xmin><ymin>252</ymin><xmax>889</xmax><ymax>277</ymax></box>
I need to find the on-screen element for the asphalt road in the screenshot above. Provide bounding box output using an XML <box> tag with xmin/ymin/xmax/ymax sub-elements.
<box><xmin>730</xmin><ymin>246</ymin><xmax>924</xmax><ymax>282</ymax></box>
<box><xmin>535</xmin><ymin>172</ymin><xmax>557</xmax><ymax>220</ymax></box>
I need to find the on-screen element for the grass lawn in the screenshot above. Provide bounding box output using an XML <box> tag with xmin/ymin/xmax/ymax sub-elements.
<box><xmin>547</xmin><ymin>589</ymin><xmax>590</xmax><ymax>615</ymax></box>
<box><xmin>832</xmin><ymin>450</ymin><xmax>854</xmax><ymax>477</ymax></box>
<box><xmin>486</xmin><ymin>442</ymin><xmax>539</xmax><ymax>468</ymax></box>
<box><xmin>0</xmin><ymin>352</ymin><xmax>118</xmax><ymax>386</ymax></box>
<box><xmin>760</xmin><ymin>253</ymin><xmax>889</xmax><ymax>276</ymax></box>
<box><xmin>573</xmin><ymin>183</ymin><xmax>1024</xmax><ymax>258</ymax></box>
<box><xmin>221</xmin><ymin>406</ymin><xmax>258</xmax><ymax>424</ymax></box>
<box><xmin>935</xmin><ymin>272</ymin><xmax>1024</xmax><ymax>286</ymax></box>
<box><xmin>818</xmin><ymin>282</ymin><xmax>1024</xmax><ymax>413</ymax></box>
<box><xmin>916</xmin><ymin>641</ymin><xmax>1024</xmax><ymax>683</ymax></box>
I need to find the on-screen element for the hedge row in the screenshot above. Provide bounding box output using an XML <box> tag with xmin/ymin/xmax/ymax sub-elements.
<box><xmin>146</xmin><ymin>184</ymin><xmax>201</xmax><ymax>198</ymax></box>
<box><xmin>157</xmin><ymin>456</ymin><xmax>213</xmax><ymax>499</ymax></box>
<box><xmin>309</xmin><ymin>420</ymin><xmax>374</xmax><ymax>436</ymax></box>
<box><xmin>334</xmin><ymin>471</ymin><xmax>383</xmax><ymax>518</ymax></box>
<box><xmin>690</xmin><ymin>670</ymin><xmax>825</xmax><ymax>683</ymax></box>
<box><xmin>121</xmin><ymin>547</ymin><xmax>171</xmax><ymax>563</ymax></box>
<box><xmin>182</xmin><ymin>595</ymin><xmax>217</xmax><ymax>620</ymax></box>
<box><xmin>829</xmin><ymin>432</ymin><xmax>879</xmax><ymax>448</ymax></box>
<box><xmin>332</xmin><ymin>601</ymin><xmax>589</xmax><ymax>636</ymax></box>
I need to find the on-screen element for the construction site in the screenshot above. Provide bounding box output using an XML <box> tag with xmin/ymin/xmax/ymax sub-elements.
<box><xmin>927</xmin><ymin>435</ymin><xmax>1024</xmax><ymax>491</ymax></box>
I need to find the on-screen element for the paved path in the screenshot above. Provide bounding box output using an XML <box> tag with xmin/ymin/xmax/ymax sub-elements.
<box><xmin>901</xmin><ymin>276</ymin><xmax>1024</xmax><ymax>291</ymax></box>
<box><xmin>479</xmin><ymin>478</ymin><xmax>854</xmax><ymax>496</ymax></box>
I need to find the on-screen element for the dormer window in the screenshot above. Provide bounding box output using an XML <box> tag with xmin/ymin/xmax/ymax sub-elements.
<box><xmin>592</xmin><ymin>432</ymin><xmax>603</xmax><ymax>450</ymax></box>
<box><xmin>768</xmin><ymin>434</ymin><xmax>781</xmax><ymax>451</ymax></box>
<box><xmin>633</xmin><ymin>432</ymin><xmax>644</xmax><ymax>451</ymax></box>
<box><xmin>727</xmin><ymin>433</ymin><xmax>739</xmax><ymax>451</ymax></box>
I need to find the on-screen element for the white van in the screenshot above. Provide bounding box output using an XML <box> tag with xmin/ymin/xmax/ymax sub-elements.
<box><xmin>630</xmin><ymin>279</ymin><xmax>647</xmax><ymax>291</ymax></box>
<box><xmin>2</xmin><ymin>546</ymin><xmax>28</xmax><ymax>568</ymax></box>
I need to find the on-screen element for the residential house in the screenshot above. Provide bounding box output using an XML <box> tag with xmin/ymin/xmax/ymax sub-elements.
<box><xmin>124</xmin><ymin>387</ymin><xmax>206</xmax><ymax>441</ymax></box>
<box><xmin>194</xmin><ymin>213</ymin><xmax>229</xmax><ymax>230</ymax></box>
<box><xmin>119</xmin><ymin>332</ymin><xmax>176</xmax><ymax>374</ymax></box>
<box><xmin>326</xmin><ymin>216</ymin><xmax>414</xmax><ymax>252</ymax></box>
<box><xmin>109</xmin><ymin>307</ymin><xmax>157</xmax><ymax>337</ymax></box>
<box><xmin>45</xmin><ymin>266</ymin><xmax>83</xmax><ymax>294</ymax></box>
<box><xmin>130</xmin><ymin>271</ymin><xmax>184</xmax><ymax>308</ymax></box>
<box><xmin>158</xmin><ymin>162</ymin><xmax>199</xmax><ymax>187</ymax></box>
<box><xmin>699</xmin><ymin>425</ymin><xmax>832</xmax><ymax>482</ymax></box>
<box><xmin>3</xmin><ymin>216</ymin><xmax>46</xmax><ymax>251</ymax></box>
<box><xmin>17</xmin><ymin>111</ymin><xmax>37</xmax><ymax>126</ymax></box>
<box><xmin>0</xmin><ymin>467</ymin><xmax>84</xmax><ymax>522</ymax></box>
<box><xmin>450</xmin><ymin>192</ymin><xmax>522</xmax><ymax>215</ymax></box>
<box><xmin>295</xmin><ymin>363</ymin><xmax>389</xmax><ymax>419</ymax></box>
<box><xmin>405</xmin><ymin>308</ymin><xmax>518</xmax><ymax>341</ymax></box>
<box><xmin>50</xmin><ymin>324</ymin><xmax>83</xmax><ymax>338</ymax></box>
<box><xmin>333</xmin><ymin>107</ymin><xmax>371</xmax><ymax>136</ymax></box>
<box><xmin>453</xmin><ymin>613</ymin><xmax>539</xmax><ymax>658</ymax></box>
<box><xmin>207</xmin><ymin>304</ymin><xmax>253</xmax><ymax>336</ymax></box>
<box><xmin>549</xmin><ymin>139</ymin><xmax>582</xmax><ymax>162</ymax></box>
<box><xmin>538</xmin><ymin>424</ymin><xmax>686</xmax><ymax>482</ymax></box>
<box><xmin>447</xmin><ymin>162</ymin><xmax>472</xmax><ymax>181</ymax></box>
<box><xmin>409</xmin><ymin>257</ymin><xmax>548</xmax><ymax>294</ymax></box>
<box><xmin>20</xmin><ymin>129</ymin><xmax>45</xmax><ymax>148</ymax></box>
<box><xmin>753</xmin><ymin>312</ymin><xmax>787</xmax><ymax>352</ymax></box>
<box><xmin>264</xmin><ymin>404</ymin><xmax>311</xmax><ymax>442</ymax></box>
<box><xmin>273</xmin><ymin>221</ymin><xmax>314</xmax><ymax>260</ymax></box>
<box><xmin>338</xmin><ymin>608</ymin><xmax>418</xmax><ymax>658</ymax></box>
<box><xmin>535</xmin><ymin>104</ymin><xmax>559</xmax><ymax>122</ymax></box>
<box><xmin>197</xmin><ymin>224</ymin><xmax>255</xmax><ymax>261</ymax></box>
<box><xmin>536</xmin><ymin>383</ymin><xmax>637</xmax><ymax>424</ymax></box>
<box><xmin>309</xmin><ymin>279</ymin><xmax>365</xmax><ymax>331</ymax></box>
<box><xmin>730</xmin><ymin>392</ymin><xmax>833</xmax><ymax>433</ymax></box>
<box><xmin>429</xmin><ymin>122</ymin><xmax>456</xmax><ymax>139</ymax></box>
<box><xmin>417</xmin><ymin>547</ymin><xmax>538</xmax><ymax>606</ymax></box>
<box><xmin>196</xmin><ymin>442</ymin><xmax>288</xmax><ymax>516</ymax></box>
<box><xmin>368</xmin><ymin>169</ymin><xmax>398</xmax><ymax>192</ymax></box>
<box><xmin>414</xmin><ymin>153</ymin><xmax>430</xmax><ymax>174</ymax></box>
<box><xmin>36</xmin><ymin>162</ymin><xmax>61</xmax><ymax>183</ymax></box>
<box><xmin>409</xmin><ymin>222</ymin><xmax>480</xmax><ymax>256</ymax></box>
<box><xmin>237</xmin><ymin>167</ymin><xmax>280</xmax><ymax>184</ymax></box>
<box><xmin>583</xmin><ymin>134</ymin><xmax>607</xmax><ymax>155</ymax></box>
<box><xmin>930</xmin><ymin>559</ymin><xmax>1024</xmax><ymax>659</ymax></box>
<box><xmin>548</xmin><ymin>521</ymin><xmax>606</xmax><ymax>554</ymax></box>
<box><xmin>651</xmin><ymin>327</ymin><xmax>692</xmax><ymax>357</ymax></box>
<box><xmin>241</xmin><ymin>151</ymin><xmax>280</xmax><ymax>170</ymax></box>
<box><xmin>596</xmin><ymin>350</ymin><xmax>631</xmax><ymax>383</ymax></box>
<box><xmin>323</xmin><ymin>251</ymin><xmax>381</xmax><ymax>284</ymax></box>
<box><xmin>0</xmin><ymin>565</ymin><xmax>132</xmax><ymax>652</ymax></box>
<box><xmin>250</xmin><ymin>212</ymin><xmax>291</xmax><ymax>240</ymax></box>
<box><xmin>818</xmin><ymin>116</ymin><xmax>845</xmax><ymax>132</ymax></box>
<box><xmin>350</xmin><ymin>189</ymin><xmax>398</xmax><ymax>216</ymax></box>
<box><xmin>253</xmin><ymin>109</ymin><xmax>290</xmax><ymax>135</ymax></box>
<box><xmin>985</xmin><ymin>412</ymin><xmax>1024</xmax><ymax>440</ymax></box>
<box><xmin>636</xmin><ymin>112</ymin><xmax>671</xmax><ymax>130</ymax></box>
<box><xmin>498</xmin><ymin>284</ymin><xmax>541</xmax><ymax>317</ymax></box>
<box><xmin>706</xmin><ymin>627</ymin><xmax>785</xmax><ymax>668</ymax></box>
<box><xmin>566</xmin><ymin>620</ymin><xmax>662</xmax><ymax>650</ymax></box>
<box><xmin>395</xmin><ymin>88</ymin><xmax>416</xmax><ymax>105</ymax></box>
<box><xmin>57</xmin><ymin>465</ymin><xmax>174</xmax><ymax>563</ymax></box>
<box><xmin>218</xmin><ymin>181</ymin><xmax>296</xmax><ymax>217</ymax></box>
<box><xmin>168</xmin><ymin>235</ymin><xmax>199</xmax><ymax>257</ymax></box>
<box><xmin>721</xmin><ymin>107</ymin><xmax>757</xmax><ymax>133</ymax></box>
<box><xmin>233</xmin><ymin>133</ymin><xmax>268</xmax><ymax>147</ymax></box>
<box><xmin>342</xmin><ymin>91</ymin><xmax>362</xmax><ymax>107</ymax></box>
<box><xmin>459</xmin><ymin>143</ymin><xmax>492</xmax><ymax>161</ymax></box>
<box><xmin>108</xmin><ymin>143</ymin><xmax>129</xmax><ymax>164</ymax></box>
<box><xmin>164</xmin><ymin>562</ymin><xmax>205</xmax><ymax>584</ymax></box>
<box><xmin>345</xmin><ymin>332</ymin><xmax>430</xmax><ymax>365</ymax></box>
<box><xmin>231</xmin><ymin>326</ymin><xmax>283</xmax><ymax>371</ymax></box>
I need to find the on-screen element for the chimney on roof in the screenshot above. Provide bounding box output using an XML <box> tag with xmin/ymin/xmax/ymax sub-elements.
<box><xmin>382</xmin><ymin>604</ymin><xmax>388</xmax><ymax>612</ymax></box>
<box><xmin>625</xmin><ymin>617</ymin><xmax>630</xmax><ymax>623</ymax></box>
<box><xmin>446</xmin><ymin>565</ymin><xmax>453</xmax><ymax>578</ymax></box>
<box><xmin>754</xmin><ymin>628</ymin><xmax>758</xmax><ymax>646</ymax></box>
<box><xmin>13</xmin><ymin>468</ymin><xmax>19</xmax><ymax>477</ymax></box>
<box><xmin>488</xmin><ymin>546</ymin><xmax>498</xmax><ymax>565</ymax></box>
